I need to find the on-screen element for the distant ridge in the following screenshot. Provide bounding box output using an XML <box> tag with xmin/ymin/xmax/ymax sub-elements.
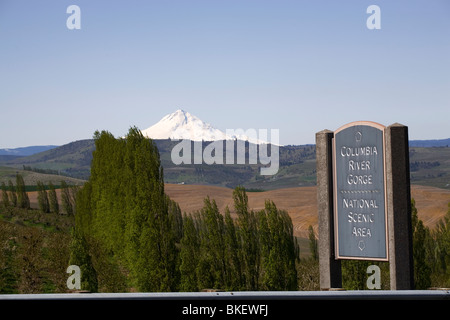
<box><xmin>3</xmin><ymin>137</ymin><xmax>448</xmax><ymax>155</ymax></box>
<box><xmin>1</xmin><ymin>136</ymin><xmax>449</xmax><ymax>189</ymax></box>
<box><xmin>0</xmin><ymin>145</ymin><xmax>58</xmax><ymax>157</ymax></box>
<box><xmin>409</xmin><ymin>138</ymin><xmax>450</xmax><ymax>147</ymax></box>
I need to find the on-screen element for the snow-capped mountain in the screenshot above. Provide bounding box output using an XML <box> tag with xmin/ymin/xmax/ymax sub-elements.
<box><xmin>141</xmin><ymin>109</ymin><xmax>270</xmax><ymax>144</ymax></box>
<box><xmin>141</xmin><ymin>109</ymin><xmax>227</xmax><ymax>141</ymax></box>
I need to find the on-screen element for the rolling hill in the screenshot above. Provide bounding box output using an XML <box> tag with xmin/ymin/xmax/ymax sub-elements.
<box><xmin>0</xmin><ymin>139</ymin><xmax>95</xmax><ymax>181</ymax></box>
<box><xmin>0</xmin><ymin>139</ymin><xmax>317</xmax><ymax>189</ymax></box>
<box><xmin>1</xmin><ymin>138</ymin><xmax>450</xmax><ymax>190</ymax></box>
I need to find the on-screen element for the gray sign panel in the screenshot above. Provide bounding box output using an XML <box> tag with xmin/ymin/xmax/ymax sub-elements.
<box><xmin>334</xmin><ymin>122</ymin><xmax>388</xmax><ymax>260</ymax></box>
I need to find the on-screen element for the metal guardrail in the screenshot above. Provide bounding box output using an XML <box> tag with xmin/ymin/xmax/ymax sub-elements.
<box><xmin>1</xmin><ymin>290</ymin><xmax>449</xmax><ymax>300</ymax></box>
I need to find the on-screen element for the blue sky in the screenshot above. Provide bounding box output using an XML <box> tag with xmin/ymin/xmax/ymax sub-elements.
<box><xmin>0</xmin><ymin>0</ymin><xmax>449</xmax><ymax>147</ymax></box>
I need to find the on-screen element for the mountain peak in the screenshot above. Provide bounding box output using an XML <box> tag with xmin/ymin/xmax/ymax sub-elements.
<box><xmin>141</xmin><ymin>109</ymin><xmax>273</xmax><ymax>144</ymax></box>
<box><xmin>141</xmin><ymin>109</ymin><xmax>227</xmax><ymax>141</ymax></box>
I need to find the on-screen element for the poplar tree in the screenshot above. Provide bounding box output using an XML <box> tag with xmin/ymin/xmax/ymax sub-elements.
<box><xmin>223</xmin><ymin>206</ymin><xmax>243</xmax><ymax>290</ymax></box>
<box><xmin>37</xmin><ymin>181</ymin><xmax>50</xmax><ymax>213</ymax></box>
<box><xmin>1</xmin><ymin>182</ymin><xmax>9</xmax><ymax>207</ymax></box>
<box><xmin>198</xmin><ymin>197</ymin><xmax>226</xmax><ymax>289</ymax></box>
<box><xmin>16</xmin><ymin>174</ymin><xmax>29</xmax><ymax>209</ymax></box>
<box><xmin>69</xmin><ymin>230</ymin><xmax>98</xmax><ymax>292</ymax></box>
<box><xmin>8</xmin><ymin>180</ymin><xmax>17</xmax><ymax>207</ymax></box>
<box><xmin>48</xmin><ymin>182</ymin><xmax>59</xmax><ymax>214</ymax></box>
<box><xmin>60</xmin><ymin>181</ymin><xmax>74</xmax><ymax>215</ymax></box>
<box><xmin>233</xmin><ymin>186</ymin><xmax>259</xmax><ymax>290</ymax></box>
<box><xmin>123</xmin><ymin>127</ymin><xmax>178</xmax><ymax>292</ymax></box>
<box><xmin>433</xmin><ymin>203</ymin><xmax>450</xmax><ymax>287</ymax></box>
<box><xmin>411</xmin><ymin>198</ymin><xmax>432</xmax><ymax>289</ymax></box>
<box><xmin>179</xmin><ymin>214</ymin><xmax>200</xmax><ymax>291</ymax></box>
<box><xmin>258</xmin><ymin>200</ymin><xmax>298</xmax><ymax>290</ymax></box>
<box><xmin>168</xmin><ymin>197</ymin><xmax>183</xmax><ymax>243</ymax></box>
<box><xmin>75</xmin><ymin>127</ymin><xmax>178</xmax><ymax>292</ymax></box>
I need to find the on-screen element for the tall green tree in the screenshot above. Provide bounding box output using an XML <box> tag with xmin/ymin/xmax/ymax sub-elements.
<box><xmin>342</xmin><ymin>260</ymin><xmax>372</xmax><ymax>290</ymax></box>
<box><xmin>197</xmin><ymin>197</ymin><xmax>226</xmax><ymax>290</ymax></box>
<box><xmin>37</xmin><ymin>181</ymin><xmax>50</xmax><ymax>213</ymax></box>
<box><xmin>430</xmin><ymin>202</ymin><xmax>450</xmax><ymax>287</ymax></box>
<box><xmin>48</xmin><ymin>182</ymin><xmax>59</xmax><ymax>214</ymax></box>
<box><xmin>75</xmin><ymin>127</ymin><xmax>179</xmax><ymax>292</ymax></box>
<box><xmin>8</xmin><ymin>180</ymin><xmax>17</xmax><ymax>207</ymax></box>
<box><xmin>124</xmin><ymin>127</ymin><xmax>178</xmax><ymax>292</ymax></box>
<box><xmin>1</xmin><ymin>182</ymin><xmax>9</xmax><ymax>207</ymax></box>
<box><xmin>69</xmin><ymin>230</ymin><xmax>98</xmax><ymax>292</ymax></box>
<box><xmin>179</xmin><ymin>214</ymin><xmax>200</xmax><ymax>291</ymax></box>
<box><xmin>168</xmin><ymin>196</ymin><xmax>183</xmax><ymax>243</ymax></box>
<box><xmin>60</xmin><ymin>181</ymin><xmax>74</xmax><ymax>215</ymax></box>
<box><xmin>411</xmin><ymin>198</ymin><xmax>432</xmax><ymax>289</ymax></box>
<box><xmin>16</xmin><ymin>174</ymin><xmax>29</xmax><ymax>209</ymax></box>
<box><xmin>233</xmin><ymin>186</ymin><xmax>259</xmax><ymax>290</ymax></box>
<box><xmin>258</xmin><ymin>200</ymin><xmax>298</xmax><ymax>290</ymax></box>
<box><xmin>223</xmin><ymin>206</ymin><xmax>243</xmax><ymax>290</ymax></box>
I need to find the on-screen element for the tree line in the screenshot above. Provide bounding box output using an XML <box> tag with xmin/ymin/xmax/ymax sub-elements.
<box><xmin>22</xmin><ymin>165</ymin><xmax>60</xmax><ymax>176</ymax></box>
<box><xmin>1</xmin><ymin>175</ymin><xmax>78</xmax><ymax>215</ymax></box>
<box><xmin>179</xmin><ymin>188</ymin><xmax>299</xmax><ymax>291</ymax></box>
<box><xmin>1</xmin><ymin>174</ymin><xmax>30</xmax><ymax>210</ymax></box>
<box><xmin>73</xmin><ymin>128</ymin><xmax>299</xmax><ymax>292</ymax></box>
<box><xmin>411</xmin><ymin>199</ymin><xmax>450</xmax><ymax>288</ymax></box>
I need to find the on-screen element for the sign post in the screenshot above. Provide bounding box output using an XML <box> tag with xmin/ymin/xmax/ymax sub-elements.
<box><xmin>316</xmin><ymin>121</ymin><xmax>414</xmax><ymax>290</ymax></box>
<box><xmin>385</xmin><ymin>123</ymin><xmax>414</xmax><ymax>290</ymax></box>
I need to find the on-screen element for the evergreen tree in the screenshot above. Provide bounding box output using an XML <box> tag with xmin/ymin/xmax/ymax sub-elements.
<box><xmin>37</xmin><ymin>181</ymin><xmax>50</xmax><ymax>213</ymax></box>
<box><xmin>8</xmin><ymin>180</ymin><xmax>17</xmax><ymax>207</ymax></box>
<box><xmin>233</xmin><ymin>186</ymin><xmax>259</xmax><ymax>290</ymax></box>
<box><xmin>75</xmin><ymin>127</ymin><xmax>179</xmax><ymax>292</ymax></box>
<box><xmin>69</xmin><ymin>230</ymin><xmax>98</xmax><ymax>292</ymax></box>
<box><xmin>168</xmin><ymin>196</ymin><xmax>183</xmax><ymax>243</ymax></box>
<box><xmin>74</xmin><ymin>181</ymin><xmax>93</xmax><ymax>236</ymax></box>
<box><xmin>180</xmin><ymin>214</ymin><xmax>200</xmax><ymax>291</ymax></box>
<box><xmin>223</xmin><ymin>206</ymin><xmax>243</xmax><ymax>290</ymax></box>
<box><xmin>432</xmin><ymin>203</ymin><xmax>450</xmax><ymax>287</ymax></box>
<box><xmin>60</xmin><ymin>181</ymin><xmax>73</xmax><ymax>215</ymax></box>
<box><xmin>259</xmin><ymin>200</ymin><xmax>297</xmax><ymax>290</ymax></box>
<box><xmin>411</xmin><ymin>198</ymin><xmax>432</xmax><ymax>289</ymax></box>
<box><xmin>125</xmin><ymin>127</ymin><xmax>178</xmax><ymax>292</ymax></box>
<box><xmin>16</xmin><ymin>174</ymin><xmax>29</xmax><ymax>209</ymax></box>
<box><xmin>342</xmin><ymin>260</ymin><xmax>372</xmax><ymax>290</ymax></box>
<box><xmin>198</xmin><ymin>197</ymin><xmax>226</xmax><ymax>290</ymax></box>
<box><xmin>1</xmin><ymin>182</ymin><xmax>9</xmax><ymax>207</ymax></box>
<box><xmin>48</xmin><ymin>182</ymin><xmax>59</xmax><ymax>214</ymax></box>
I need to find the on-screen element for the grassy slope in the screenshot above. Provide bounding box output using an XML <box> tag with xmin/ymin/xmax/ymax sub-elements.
<box><xmin>0</xmin><ymin>166</ymin><xmax>85</xmax><ymax>187</ymax></box>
